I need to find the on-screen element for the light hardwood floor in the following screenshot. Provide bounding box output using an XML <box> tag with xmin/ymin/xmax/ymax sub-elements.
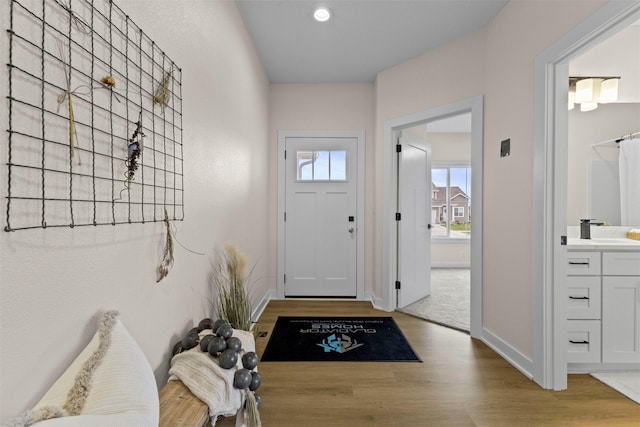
<box><xmin>218</xmin><ymin>300</ymin><xmax>640</xmax><ymax>426</ymax></box>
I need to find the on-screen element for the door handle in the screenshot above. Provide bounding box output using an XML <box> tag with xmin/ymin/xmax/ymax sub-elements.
<box><xmin>348</xmin><ymin>227</ymin><xmax>355</xmax><ymax>234</ymax></box>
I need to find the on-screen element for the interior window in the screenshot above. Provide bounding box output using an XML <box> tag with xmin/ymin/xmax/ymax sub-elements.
<box><xmin>431</xmin><ymin>165</ymin><xmax>471</xmax><ymax>239</ymax></box>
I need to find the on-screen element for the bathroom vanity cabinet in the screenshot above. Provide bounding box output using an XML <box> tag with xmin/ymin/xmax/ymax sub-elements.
<box><xmin>566</xmin><ymin>246</ymin><xmax>640</xmax><ymax>371</ymax></box>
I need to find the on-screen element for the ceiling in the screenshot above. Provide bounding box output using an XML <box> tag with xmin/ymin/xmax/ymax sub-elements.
<box><xmin>237</xmin><ymin>0</ymin><xmax>508</xmax><ymax>84</ymax></box>
<box><xmin>236</xmin><ymin>1</ymin><xmax>637</xmax><ymax>134</ymax></box>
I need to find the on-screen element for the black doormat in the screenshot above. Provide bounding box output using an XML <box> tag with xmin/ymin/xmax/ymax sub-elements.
<box><xmin>261</xmin><ymin>316</ymin><xmax>421</xmax><ymax>362</ymax></box>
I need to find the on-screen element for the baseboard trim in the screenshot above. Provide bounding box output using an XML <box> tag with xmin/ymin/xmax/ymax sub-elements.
<box><xmin>482</xmin><ymin>328</ymin><xmax>534</xmax><ymax>381</ymax></box>
<box><xmin>431</xmin><ymin>263</ymin><xmax>470</xmax><ymax>269</ymax></box>
<box><xmin>365</xmin><ymin>291</ymin><xmax>387</xmax><ymax>312</ymax></box>
<box><xmin>251</xmin><ymin>290</ymin><xmax>276</xmax><ymax>325</ymax></box>
<box><xmin>568</xmin><ymin>363</ymin><xmax>640</xmax><ymax>374</ymax></box>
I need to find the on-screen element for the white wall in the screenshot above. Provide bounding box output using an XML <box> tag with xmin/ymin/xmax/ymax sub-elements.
<box><xmin>567</xmin><ymin>103</ymin><xmax>640</xmax><ymax>224</ymax></box>
<box><xmin>375</xmin><ymin>30</ymin><xmax>487</xmax><ymax>299</ymax></box>
<box><xmin>268</xmin><ymin>84</ymin><xmax>375</xmax><ymax>294</ymax></box>
<box><xmin>375</xmin><ymin>0</ymin><xmax>605</xmax><ymax>359</ymax></box>
<box><xmin>482</xmin><ymin>0</ymin><xmax>604</xmax><ymax>357</ymax></box>
<box><xmin>0</xmin><ymin>0</ymin><xmax>270</xmax><ymax>418</ymax></box>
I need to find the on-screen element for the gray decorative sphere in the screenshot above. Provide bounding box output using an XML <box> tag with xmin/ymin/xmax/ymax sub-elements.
<box><xmin>199</xmin><ymin>334</ymin><xmax>215</xmax><ymax>352</ymax></box>
<box><xmin>242</xmin><ymin>352</ymin><xmax>259</xmax><ymax>370</ymax></box>
<box><xmin>216</xmin><ymin>324</ymin><xmax>233</xmax><ymax>339</ymax></box>
<box><xmin>212</xmin><ymin>319</ymin><xmax>230</xmax><ymax>332</ymax></box>
<box><xmin>198</xmin><ymin>318</ymin><xmax>213</xmax><ymax>332</ymax></box>
<box><xmin>218</xmin><ymin>349</ymin><xmax>238</xmax><ymax>369</ymax></box>
<box><xmin>253</xmin><ymin>393</ymin><xmax>262</xmax><ymax>410</ymax></box>
<box><xmin>233</xmin><ymin>368</ymin><xmax>253</xmax><ymax>389</ymax></box>
<box><xmin>226</xmin><ymin>336</ymin><xmax>242</xmax><ymax>352</ymax></box>
<box><xmin>181</xmin><ymin>331</ymin><xmax>199</xmax><ymax>350</ymax></box>
<box><xmin>249</xmin><ymin>371</ymin><xmax>262</xmax><ymax>391</ymax></box>
<box><xmin>207</xmin><ymin>336</ymin><xmax>227</xmax><ymax>356</ymax></box>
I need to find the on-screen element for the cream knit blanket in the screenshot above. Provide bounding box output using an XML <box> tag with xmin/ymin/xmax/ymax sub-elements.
<box><xmin>168</xmin><ymin>329</ymin><xmax>256</xmax><ymax>426</ymax></box>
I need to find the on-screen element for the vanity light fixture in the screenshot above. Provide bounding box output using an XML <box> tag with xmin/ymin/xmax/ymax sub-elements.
<box><xmin>599</xmin><ymin>78</ymin><xmax>619</xmax><ymax>103</ymax></box>
<box><xmin>575</xmin><ymin>78</ymin><xmax>602</xmax><ymax>103</ymax></box>
<box><xmin>568</xmin><ymin>76</ymin><xmax>620</xmax><ymax>112</ymax></box>
<box><xmin>568</xmin><ymin>85</ymin><xmax>576</xmax><ymax>110</ymax></box>
<box><xmin>580</xmin><ymin>102</ymin><xmax>598</xmax><ymax>112</ymax></box>
<box><xmin>313</xmin><ymin>6</ymin><xmax>332</xmax><ymax>22</ymax></box>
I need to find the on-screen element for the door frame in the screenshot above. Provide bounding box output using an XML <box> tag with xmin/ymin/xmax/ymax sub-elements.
<box><xmin>277</xmin><ymin>130</ymin><xmax>366</xmax><ymax>299</ymax></box>
<box><xmin>532</xmin><ymin>1</ymin><xmax>639</xmax><ymax>390</ymax></box>
<box><xmin>382</xmin><ymin>96</ymin><xmax>484</xmax><ymax>339</ymax></box>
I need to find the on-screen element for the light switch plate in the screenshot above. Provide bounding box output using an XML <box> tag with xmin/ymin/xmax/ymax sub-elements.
<box><xmin>500</xmin><ymin>138</ymin><xmax>510</xmax><ymax>158</ymax></box>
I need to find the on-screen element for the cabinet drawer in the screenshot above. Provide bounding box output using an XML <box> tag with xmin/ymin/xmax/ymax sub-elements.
<box><xmin>567</xmin><ymin>252</ymin><xmax>601</xmax><ymax>276</ymax></box>
<box><xmin>566</xmin><ymin>276</ymin><xmax>601</xmax><ymax>319</ymax></box>
<box><xmin>567</xmin><ymin>320</ymin><xmax>601</xmax><ymax>364</ymax></box>
<box><xmin>602</xmin><ymin>252</ymin><xmax>640</xmax><ymax>276</ymax></box>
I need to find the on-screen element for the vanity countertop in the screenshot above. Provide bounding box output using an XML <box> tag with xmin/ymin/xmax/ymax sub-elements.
<box><xmin>567</xmin><ymin>237</ymin><xmax>640</xmax><ymax>251</ymax></box>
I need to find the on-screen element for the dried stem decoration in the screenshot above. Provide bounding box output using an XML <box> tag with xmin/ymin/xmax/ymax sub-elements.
<box><xmin>125</xmin><ymin>112</ymin><xmax>144</xmax><ymax>184</ymax></box>
<box><xmin>54</xmin><ymin>0</ymin><xmax>91</xmax><ymax>34</ymax></box>
<box><xmin>153</xmin><ymin>71</ymin><xmax>172</xmax><ymax>112</ymax></box>
<box><xmin>100</xmin><ymin>75</ymin><xmax>116</xmax><ymax>89</ymax></box>
<box><xmin>55</xmin><ymin>39</ymin><xmax>81</xmax><ymax>166</ymax></box>
<box><xmin>157</xmin><ymin>209</ymin><xmax>174</xmax><ymax>282</ymax></box>
<box><xmin>212</xmin><ymin>244</ymin><xmax>254</xmax><ymax>331</ymax></box>
<box><xmin>115</xmin><ymin>113</ymin><xmax>144</xmax><ymax>201</ymax></box>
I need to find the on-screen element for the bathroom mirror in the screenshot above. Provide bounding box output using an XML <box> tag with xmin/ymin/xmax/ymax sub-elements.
<box><xmin>567</xmin><ymin>22</ymin><xmax>640</xmax><ymax>227</ymax></box>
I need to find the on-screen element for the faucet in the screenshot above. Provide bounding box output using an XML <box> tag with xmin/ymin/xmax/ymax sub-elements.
<box><xmin>580</xmin><ymin>219</ymin><xmax>604</xmax><ymax>239</ymax></box>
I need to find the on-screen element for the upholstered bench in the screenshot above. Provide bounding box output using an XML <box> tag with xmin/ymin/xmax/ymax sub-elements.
<box><xmin>159</xmin><ymin>380</ymin><xmax>210</xmax><ymax>427</ymax></box>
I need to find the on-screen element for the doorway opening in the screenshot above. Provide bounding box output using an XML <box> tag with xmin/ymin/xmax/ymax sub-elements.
<box><xmin>396</xmin><ymin>117</ymin><xmax>472</xmax><ymax>333</ymax></box>
<box><xmin>382</xmin><ymin>96</ymin><xmax>483</xmax><ymax>339</ymax></box>
<box><xmin>533</xmin><ymin>2</ymin><xmax>639</xmax><ymax>390</ymax></box>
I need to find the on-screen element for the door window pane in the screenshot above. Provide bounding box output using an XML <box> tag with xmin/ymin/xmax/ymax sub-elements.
<box><xmin>330</xmin><ymin>150</ymin><xmax>346</xmax><ymax>180</ymax></box>
<box><xmin>297</xmin><ymin>151</ymin><xmax>315</xmax><ymax>180</ymax></box>
<box><xmin>314</xmin><ymin>151</ymin><xmax>330</xmax><ymax>180</ymax></box>
<box><xmin>296</xmin><ymin>150</ymin><xmax>347</xmax><ymax>181</ymax></box>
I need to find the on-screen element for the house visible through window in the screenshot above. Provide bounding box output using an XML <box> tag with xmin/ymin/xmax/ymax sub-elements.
<box><xmin>297</xmin><ymin>150</ymin><xmax>347</xmax><ymax>181</ymax></box>
<box><xmin>431</xmin><ymin>164</ymin><xmax>471</xmax><ymax>239</ymax></box>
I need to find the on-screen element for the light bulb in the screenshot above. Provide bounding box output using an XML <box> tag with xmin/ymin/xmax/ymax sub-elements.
<box><xmin>580</xmin><ymin>102</ymin><xmax>598</xmax><ymax>112</ymax></box>
<box><xmin>575</xmin><ymin>78</ymin><xmax>602</xmax><ymax>103</ymax></box>
<box><xmin>313</xmin><ymin>7</ymin><xmax>332</xmax><ymax>22</ymax></box>
<box><xmin>599</xmin><ymin>78</ymin><xmax>619</xmax><ymax>103</ymax></box>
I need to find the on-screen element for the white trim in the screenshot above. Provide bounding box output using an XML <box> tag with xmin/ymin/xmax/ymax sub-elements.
<box><xmin>251</xmin><ymin>290</ymin><xmax>277</xmax><ymax>324</ymax></box>
<box><xmin>431</xmin><ymin>262</ymin><xmax>470</xmax><ymax>269</ymax></box>
<box><xmin>277</xmin><ymin>130</ymin><xmax>366</xmax><ymax>300</ymax></box>
<box><xmin>482</xmin><ymin>328</ymin><xmax>534</xmax><ymax>381</ymax></box>
<box><xmin>365</xmin><ymin>291</ymin><xmax>386</xmax><ymax>311</ymax></box>
<box><xmin>568</xmin><ymin>363</ymin><xmax>640</xmax><ymax>374</ymax></box>
<box><xmin>382</xmin><ymin>96</ymin><xmax>484</xmax><ymax>339</ymax></box>
<box><xmin>533</xmin><ymin>0</ymin><xmax>640</xmax><ymax>390</ymax></box>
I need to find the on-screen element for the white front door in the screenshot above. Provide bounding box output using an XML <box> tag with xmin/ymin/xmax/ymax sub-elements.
<box><xmin>283</xmin><ymin>136</ymin><xmax>358</xmax><ymax>297</ymax></box>
<box><xmin>397</xmin><ymin>132</ymin><xmax>432</xmax><ymax>308</ymax></box>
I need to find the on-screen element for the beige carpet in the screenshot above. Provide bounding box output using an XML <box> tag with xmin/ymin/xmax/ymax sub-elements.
<box><xmin>397</xmin><ymin>268</ymin><xmax>470</xmax><ymax>333</ymax></box>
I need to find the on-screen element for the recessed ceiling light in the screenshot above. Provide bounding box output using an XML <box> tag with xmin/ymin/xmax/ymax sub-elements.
<box><xmin>313</xmin><ymin>7</ymin><xmax>332</xmax><ymax>22</ymax></box>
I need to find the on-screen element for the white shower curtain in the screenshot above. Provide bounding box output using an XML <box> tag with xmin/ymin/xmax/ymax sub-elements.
<box><xmin>619</xmin><ymin>137</ymin><xmax>640</xmax><ymax>225</ymax></box>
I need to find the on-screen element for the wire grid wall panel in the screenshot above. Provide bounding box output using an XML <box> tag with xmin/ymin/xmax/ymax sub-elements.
<box><xmin>5</xmin><ymin>0</ymin><xmax>184</xmax><ymax>231</ymax></box>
